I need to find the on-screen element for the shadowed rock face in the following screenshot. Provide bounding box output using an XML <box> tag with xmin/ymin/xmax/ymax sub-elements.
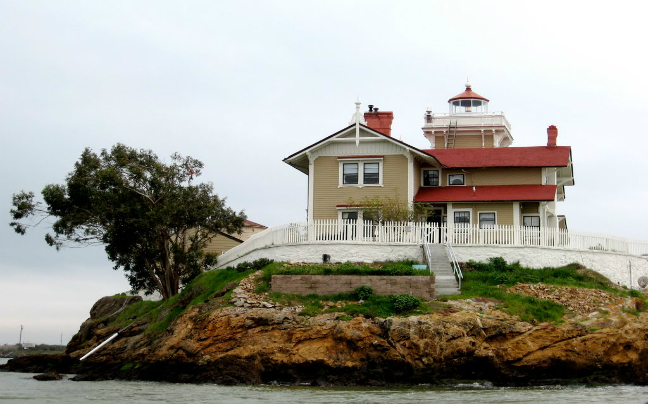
<box><xmin>5</xmin><ymin>293</ymin><xmax>648</xmax><ymax>386</ymax></box>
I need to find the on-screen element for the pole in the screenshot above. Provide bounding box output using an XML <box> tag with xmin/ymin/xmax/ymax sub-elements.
<box><xmin>19</xmin><ymin>325</ymin><xmax>23</xmax><ymax>348</ymax></box>
<box><xmin>80</xmin><ymin>333</ymin><xmax>118</xmax><ymax>361</ymax></box>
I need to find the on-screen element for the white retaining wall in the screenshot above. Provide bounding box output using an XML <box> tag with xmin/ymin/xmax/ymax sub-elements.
<box><xmin>216</xmin><ymin>243</ymin><xmax>423</xmax><ymax>268</ymax></box>
<box><xmin>453</xmin><ymin>245</ymin><xmax>648</xmax><ymax>288</ymax></box>
<box><xmin>216</xmin><ymin>242</ymin><xmax>648</xmax><ymax>289</ymax></box>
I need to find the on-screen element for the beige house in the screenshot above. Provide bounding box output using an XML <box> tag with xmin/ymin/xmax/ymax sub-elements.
<box><xmin>283</xmin><ymin>84</ymin><xmax>574</xmax><ymax>231</ymax></box>
<box><xmin>204</xmin><ymin>220</ymin><xmax>267</xmax><ymax>256</ymax></box>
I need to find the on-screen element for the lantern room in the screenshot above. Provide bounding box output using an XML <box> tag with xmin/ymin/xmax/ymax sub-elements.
<box><xmin>448</xmin><ymin>82</ymin><xmax>489</xmax><ymax>114</ymax></box>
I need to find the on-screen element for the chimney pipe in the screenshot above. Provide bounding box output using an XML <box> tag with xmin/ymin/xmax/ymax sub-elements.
<box><xmin>364</xmin><ymin>109</ymin><xmax>394</xmax><ymax>137</ymax></box>
<box><xmin>547</xmin><ymin>125</ymin><xmax>558</xmax><ymax>147</ymax></box>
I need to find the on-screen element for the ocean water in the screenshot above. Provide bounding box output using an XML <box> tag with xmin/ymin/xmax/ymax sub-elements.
<box><xmin>1</xmin><ymin>359</ymin><xmax>648</xmax><ymax>404</ymax></box>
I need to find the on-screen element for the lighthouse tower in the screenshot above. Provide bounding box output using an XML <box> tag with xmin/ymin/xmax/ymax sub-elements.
<box><xmin>422</xmin><ymin>83</ymin><xmax>513</xmax><ymax>149</ymax></box>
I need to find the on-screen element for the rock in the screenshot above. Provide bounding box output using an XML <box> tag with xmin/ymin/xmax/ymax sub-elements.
<box><xmin>33</xmin><ymin>371</ymin><xmax>63</xmax><ymax>381</ymax></box>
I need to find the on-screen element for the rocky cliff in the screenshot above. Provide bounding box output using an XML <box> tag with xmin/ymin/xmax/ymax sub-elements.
<box><xmin>5</xmin><ymin>272</ymin><xmax>648</xmax><ymax>386</ymax></box>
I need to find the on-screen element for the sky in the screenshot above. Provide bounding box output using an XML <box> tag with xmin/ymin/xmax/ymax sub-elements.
<box><xmin>1</xmin><ymin>1</ymin><xmax>648</xmax><ymax>344</ymax></box>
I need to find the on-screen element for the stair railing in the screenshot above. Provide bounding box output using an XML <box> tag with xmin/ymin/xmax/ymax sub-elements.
<box><xmin>446</xmin><ymin>242</ymin><xmax>463</xmax><ymax>290</ymax></box>
<box><xmin>423</xmin><ymin>242</ymin><xmax>434</xmax><ymax>275</ymax></box>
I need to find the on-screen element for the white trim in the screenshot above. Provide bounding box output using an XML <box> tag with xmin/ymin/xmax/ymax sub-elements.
<box><xmin>307</xmin><ymin>153</ymin><xmax>315</xmax><ymax>223</ymax></box>
<box><xmin>407</xmin><ymin>152</ymin><xmax>414</xmax><ymax>208</ymax></box>
<box><xmin>421</xmin><ymin>168</ymin><xmax>440</xmax><ymax>187</ymax></box>
<box><xmin>448</xmin><ymin>173</ymin><xmax>465</xmax><ymax>186</ymax></box>
<box><xmin>453</xmin><ymin>209</ymin><xmax>472</xmax><ymax>225</ymax></box>
<box><xmin>477</xmin><ymin>211</ymin><xmax>497</xmax><ymax>228</ymax></box>
<box><xmin>338</xmin><ymin>158</ymin><xmax>384</xmax><ymax>187</ymax></box>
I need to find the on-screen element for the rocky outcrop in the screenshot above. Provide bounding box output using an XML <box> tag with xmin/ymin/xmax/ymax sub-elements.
<box><xmin>4</xmin><ymin>277</ymin><xmax>648</xmax><ymax>386</ymax></box>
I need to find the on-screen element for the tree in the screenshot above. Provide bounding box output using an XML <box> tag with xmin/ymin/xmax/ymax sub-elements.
<box><xmin>345</xmin><ymin>195</ymin><xmax>436</xmax><ymax>223</ymax></box>
<box><xmin>10</xmin><ymin>144</ymin><xmax>246</xmax><ymax>299</ymax></box>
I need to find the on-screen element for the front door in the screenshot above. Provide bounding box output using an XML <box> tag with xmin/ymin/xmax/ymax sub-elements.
<box><xmin>426</xmin><ymin>209</ymin><xmax>443</xmax><ymax>243</ymax></box>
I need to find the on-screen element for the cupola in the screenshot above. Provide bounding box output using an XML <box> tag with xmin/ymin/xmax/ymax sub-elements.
<box><xmin>448</xmin><ymin>82</ymin><xmax>489</xmax><ymax>114</ymax></box>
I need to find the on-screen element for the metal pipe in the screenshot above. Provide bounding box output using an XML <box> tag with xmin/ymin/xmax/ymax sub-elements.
<box><xmin>80</xmin><ymin>333</ymin><xmax>118</xmax><ymax>361</ymax></box>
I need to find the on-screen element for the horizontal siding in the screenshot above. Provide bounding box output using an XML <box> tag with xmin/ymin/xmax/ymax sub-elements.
<box><xmin>454</xmin><ymin>135</ymin><xmax>484</xmax><ymax>149</ymax></box>
<box><xmin>204</xmin><ymin>234</ymin><xmax>242</xmax><ymax>255</ymax></box>
<box><xmin>521</xmin><ymin>202</ymin><xmax>540</xmax><ymax>214</ymax></box>
<box><xmin>313</xmin><ymin>155</ymin><xmax>408</xmax><ymax>220</ymax></box>
<box><xmin>442</xmin><ymin>167</ymin><xmax>542</xmax><ymax>186</ymax></box>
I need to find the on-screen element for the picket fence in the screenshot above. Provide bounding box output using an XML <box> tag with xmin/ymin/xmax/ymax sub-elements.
<box><xmin>216</xmin><ymin>220</ymin><xmax>648</xmax><ymax>266</ymax></box>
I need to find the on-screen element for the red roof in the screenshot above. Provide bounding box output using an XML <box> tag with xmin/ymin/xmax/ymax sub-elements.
<box><xmin>423</xmin><ymin>146</ymin><xmax>571</xmax><ymax>168</ymax></box>
<box><xmin>244</xmin><ymin>220</ymin><xmax>266</xmax><ymax>228</ymax></box>
<box><xmin>414</xmin><ymin>185</ymin><xmax>557</xmax><ymax>203</ymax></box>
<box><xmin>448</xmin><ymin>86</ymin><xmax>489</xmax><ymax>102</ymax></box>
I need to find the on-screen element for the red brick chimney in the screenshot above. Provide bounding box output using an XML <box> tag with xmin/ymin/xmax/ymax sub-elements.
<box><xmin>364</xmin><ymin>107</ymin><xmax>394</xmax><ymax>137</ymax></box>
<box><xmin>547</xmin><ymin>125</ymin><xmax>558</xmax><ymax>147</ymax></box>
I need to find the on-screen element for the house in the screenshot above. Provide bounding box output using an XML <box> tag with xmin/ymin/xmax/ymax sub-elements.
<box><xmin>283</xmin><ymin>83</ymin><xmax>574</xmax><ymax>233</ymax></box>
<box><xmin>204</xmin><ymin>220</ymin><xmax>267</xmax><ymax>256</ymax></box>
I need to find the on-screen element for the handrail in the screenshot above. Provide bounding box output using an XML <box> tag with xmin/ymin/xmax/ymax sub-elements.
<box><xmin>423</xmin><ymin>242</ymin><xmax>434</xmax><ymax>275</ymax></box>
<box><xmin>446</xmin><ymin>242</ymin><xmax>463</xmax><ymax>290</ymax></box>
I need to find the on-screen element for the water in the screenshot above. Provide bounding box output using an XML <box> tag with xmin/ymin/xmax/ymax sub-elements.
<box><xmin>2</xmin><ymin>359</ymin><xmax>648</xmax><ymax>403</ymax></box>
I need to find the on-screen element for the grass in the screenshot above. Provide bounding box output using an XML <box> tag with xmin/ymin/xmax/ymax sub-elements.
<box><xmin>110</xmin><ymin>268</ymin><xmax>255</xmax><ymax>336</ymax></box>
<box><xmin>440</xmin><ymin>257</ymin><xmax>646</xmax><ymax>324</ymax></box>
<box><xmin>270</xmin><ymin>260</ymin><xmax>430</xmax><ymax>276</ymax></box>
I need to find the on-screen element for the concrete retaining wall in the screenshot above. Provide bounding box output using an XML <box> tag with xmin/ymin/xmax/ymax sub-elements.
<box><xmin>216</xmin><ymin>243</ymin><xmax>423</xmax><ymax>269</ymax></box>
<box><xmin>271</xmin><ymin>275</ymin><xmax>435</xmax><ymax>300</ymax></box>
<box><xmin>216</xmin><ymin>242</ymin><xmax>648</xmax><ymax>289</ymax></box>
<box><xmin>453</xmin><ymin>245</ymin><xmax>648</xmax><ymax>288</ymax></box>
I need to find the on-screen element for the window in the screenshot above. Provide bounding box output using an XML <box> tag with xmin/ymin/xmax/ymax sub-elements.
<box><xmin>422</xmin><ymin>169</ymin><xmax>439</xmax><ymax>187</ymax></box>
<box><xmin>523</xmin><ymin>216</ymin><xmax>540</xmax><ymax>228</ymax></box>
<box><xmin>339</xmin><ymin>158</ymin><xmax>383</xmax><ymax>187</ymax></box>
<box><xmin>479</xmin><ymin>212</ymin><xmax>496</xmax><ymax>228</ymax></box>
<box><xmin>448</xmin><ymin>174</ymin><xmax>465</xmax><ymax>186</ymax></box>
<box><xmin>454</xmin><ymin>211</ymin><xmax>470</xmax><ymax>225</ymax></box>
<box><xmin>343</xmin><ymin>163</ymin><xmax>358</xmax><ymax>184</ymax></box>
<box><xmin>342</xmin><ymin>211</ymin><xmax>358</xmax><ymax>221</ymax></box>
<box><xmin>363</xmin><ymin>163</ymin><xmax>379</xmax><ymax>184</ymax></box>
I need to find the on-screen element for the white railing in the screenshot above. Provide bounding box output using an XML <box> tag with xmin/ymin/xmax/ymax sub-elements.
<box><xmin>423</xmin><ymin>112</ymin><xmax>512</xmax><ymax>133</ymax></box>
<box><xmin>446</xmin><ymin>242</ymin><xmax>463</xmax><ymax>289</ymax></box>
<box><xmin>216</xmin><ymin>221</ymin><xmax>648</xmax><ymax>267</ymax></box>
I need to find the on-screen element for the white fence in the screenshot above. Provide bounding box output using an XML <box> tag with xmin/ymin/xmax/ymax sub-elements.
<box><xmin>216</xmin><ymin>220</ymin><xmax>648</xmax><ymax>266</ymax></box>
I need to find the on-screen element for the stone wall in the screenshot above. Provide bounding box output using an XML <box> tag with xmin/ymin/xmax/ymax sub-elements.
<box><xmin>271</xmin><ymin>275</ymin><xmax>435</xmax><ymax>300</ymax></box>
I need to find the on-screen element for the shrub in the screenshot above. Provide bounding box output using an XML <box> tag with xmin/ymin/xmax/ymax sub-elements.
<box><xmin>234</xmin><ymin>258</ymin><xmax>274</xmax><ymax>272</ymax></box>
<box><xmin>354</xmin><ymin>286</ymin><xmax>374</xmax><ymax>300</ymax></box>
<box><xmin>392</xmin><ymin>294</ymin><xmax>421</xmax><ymax>313</ymax></box>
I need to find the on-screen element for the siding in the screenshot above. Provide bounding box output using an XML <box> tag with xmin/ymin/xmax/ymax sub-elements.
<box><xmin>442</xmin><ymin>168</ymin><xmax>542</xmax><ymax>186</ymax></box>
<box><xmin>413</xmin><ymin>159</ymin><xmax>422</xmax><ymax>197</ymax></box>
<box><xmin>454</xmin><ymin>135</ymin><xmax>484</xmax><ymax>149</ymax></box>
<box><xmin>204</xmin><ymin>234</ymin><xmax>242</xmax><ymax>255</ymax></box>
<box><xmin>452</xmin><ymin>202</ymin><xmax>514</xmax><ymax>225</ymax></box>
<box><xmin>521</xmin><ymin>202</ymin><xmax>539</xmax><ymax>214</ymax></box>
<box><xmin>313</xmin><ymin>155</ymin><xmax>409</xmax><ymax>220</ymax></box>
<box><xmin>435</xmin><ymin>136</ymin><xmax>445</xmax><ymax>149</ymax></box>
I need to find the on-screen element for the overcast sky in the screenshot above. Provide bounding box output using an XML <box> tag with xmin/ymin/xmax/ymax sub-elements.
<box><xmin>1</xmin><ymin>1</ymin><xmax>647</xmax><ymax>344</ymax></box>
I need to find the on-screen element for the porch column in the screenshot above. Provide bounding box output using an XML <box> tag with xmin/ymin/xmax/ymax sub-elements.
<box><xmin>540</xmin><ymin>202</ymin><xmax>547</xmax><ymax>246</ymax></box>
<box><xmin>407</xmin><ymin>151</ymin><xmax>414</xmax><ymax>209</ymax></box>
<box><xmin>307</xmin><ymin>153</ymin><xmax>315</xmax><ymax>241</ymax></box>
<box><xmin>447</xmin><ymin>202</ymin><xmax>454</xmax><ymax>243</ymax></box>
<box><xmin>512</xmin><ymin>202</ymin><xmax>521</xmax><ymax>245</ymax></box>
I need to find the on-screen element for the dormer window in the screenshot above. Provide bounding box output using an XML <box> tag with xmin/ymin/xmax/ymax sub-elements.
<box><xmin>448</xmin><ymin>174</ymin><xmax>465</xmax><ymax>186</ymax></box>
<box><xmin>422</xmin><ymin>169</ymin><xmax>439</xmax><ymax>187</ymax></box>
<box><xmin>339</xmin><ymin>157</ymin><xmax>383</xmax><ymax>187</ymax></box>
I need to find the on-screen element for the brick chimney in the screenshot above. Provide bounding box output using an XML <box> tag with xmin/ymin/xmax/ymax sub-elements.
<box><xmin>364</xmin><ymin>107</ymin><xmax>394</xmax><ymax>137</ymax></box>
<box><xmin>547</xmin><ymin>125</ymin><xmax>558</xmax><ymax>147</ymax></box>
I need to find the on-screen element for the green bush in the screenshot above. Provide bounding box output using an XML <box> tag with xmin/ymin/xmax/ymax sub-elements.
<box><xmin>234</xmin><ymin>258</ymin><xmax>275</xmax><ymax>272</ymax></box>
<box><xmin>353</xmin><ymin>286</ymin><xmax>374</xmax><ymax>300</ymax></box>
<box><xmin>392</xmin><ymin>294</ymin><xmax>421</xmax><ymax>313</ymax></box>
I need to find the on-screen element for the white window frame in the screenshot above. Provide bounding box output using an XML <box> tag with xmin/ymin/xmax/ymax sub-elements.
<box><xmin>523</xmin><ymin>215</ymin><xmax>541</xmax><ymax>228</ymax></box>
<box><xmin>421</xmin><ymin>169</ymin><xmax>440</xmax><ymax>187</ymax></box>
<box><xmin>448</xmin><ymin>173</ymin><xmax>465</xmax><ymax>186</ymax></box>
<box><xmin>453</xmin><ymin>210</ymin><xmax>471</xmax><ymax>226</ymax></box>
<box><xmin>336</xmin><ymin>207</ymin><xmax>364</xmax><ymax>222</ymax></box>
<box><xmin>478</xmin><ymin>211</ymin><xmax>497</xmax><ymax>229</ymax></box>
<box><xmin>338</xmin><ymin>158</ymin><xmax>383</xmax><ymax>187</ymax></box>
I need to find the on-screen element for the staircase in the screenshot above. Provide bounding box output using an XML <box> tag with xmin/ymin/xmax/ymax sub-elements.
<box><xmin>426</xmin><ymin>244</ymin><xmax>460</xmax><ymax>296</ymax></box>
